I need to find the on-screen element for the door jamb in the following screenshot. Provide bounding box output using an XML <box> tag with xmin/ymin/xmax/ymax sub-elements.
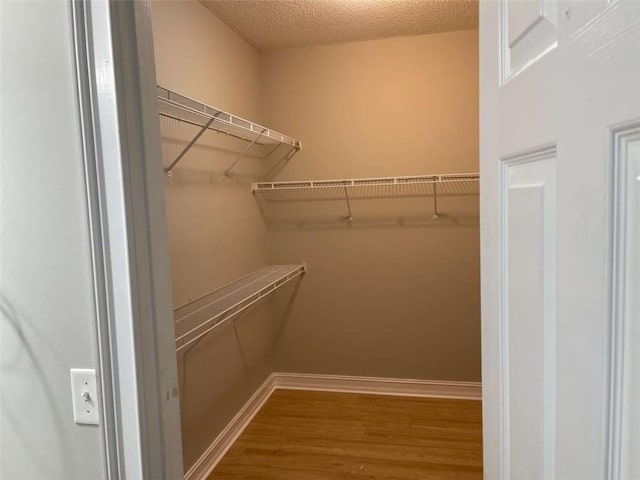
<box><xmin>71</xmin><ymin>1</ymin><xmax>183</xmax><ymax>478</ymax></box>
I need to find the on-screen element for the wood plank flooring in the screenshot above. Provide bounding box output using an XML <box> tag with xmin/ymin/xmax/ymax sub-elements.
<box><xmin>209</xmin><ymin>389</ymin><xmax>483</xmax><ymax>480</ymax></box>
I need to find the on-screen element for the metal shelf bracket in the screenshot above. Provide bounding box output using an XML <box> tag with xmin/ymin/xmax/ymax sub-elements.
<box><xmin>252</xmin><ymin>173</ymin><xmax>479</xmax><ymax>222</ymax></box>
<box><xmin>262</xmin><ymin>144</ymin><xmax>301</xmax><ymax>180</ymax></box>
<box><xmin>157</xmin><ymin>86</ymin><xmax>301</xmax><ymax>176</ymax></box>
<box><xmin>165</xmin><ymin>116</ymin><xmax>216</xmax><ymax>176</ymax></box>
<box><xmin>173</xmin><ymin>264</ymin><xmax>306</xmax><ymax>352</ymax></box>
<box><xmin>343</xmin><ymin>182</ymin><xmax>353</xmax><ymax>223</ymax></box>
<box><xmin>433</xmin><ymin>178</ymin><xmax>439</xmax><ymax>219</ymax></box>
<box><xmin>222</xmin><ymin>128</ymin><xmax>267</xmax><ymax>177</ymax></box>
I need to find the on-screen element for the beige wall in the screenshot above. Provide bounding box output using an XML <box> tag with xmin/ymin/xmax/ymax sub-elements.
<box><xmin>151</xmin><ymin>1</ymin><xmax>274</xmax><ymax>471</ymax></box>
<box><xmin>261</xmin><ymin>30</ymin><xmax>481</xmax><ymax>381</ymax></box>
<box><xmin>153</xmin><ymin>0</ymin><xmax>266</xmax><ymax>304</ymax></box>
<box><xmin>152</xmin><ymin>1</ymin><xmax>480</xmax><ymax>470</ymax></box>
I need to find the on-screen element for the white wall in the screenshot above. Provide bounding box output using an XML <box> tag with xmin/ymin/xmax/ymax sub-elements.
<box><xmin>0</xmin><ymin>1</ymin><xmax>104</xmax><ymax>479</ymax></box>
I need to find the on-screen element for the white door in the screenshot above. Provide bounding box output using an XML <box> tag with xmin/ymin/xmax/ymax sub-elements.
<box><xmin>481</xmin><ymin>1</ymin><xmax>640</xmax><ymax>479</ymax></box>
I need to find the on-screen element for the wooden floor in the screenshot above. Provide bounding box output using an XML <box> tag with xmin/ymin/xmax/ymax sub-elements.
<box><xmin>209</xmin><ymin>389</ymin><xmax>483</xmax><ymax>480</ymax></box>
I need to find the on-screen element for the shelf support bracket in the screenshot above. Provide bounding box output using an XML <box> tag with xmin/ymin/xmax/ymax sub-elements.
<box><xmin>165</xmin><ymin>117</ymin><xmax>215</xmax><ymax>176</ymax></box>
<box><xmin>262</xmin><ymin>144</ymin><xmax>299</xmax><ymax>180</ymax></box>
<box><xmin>274</xmin><ymin>144</ymin><xmax>299</xmax><ymax>164</ymax></box>
<box><xmin>433</xmin><ymin>180</ymin><xmax>439</xmax><ymax>220</ymax></box>
<box><xmin>223</xmin><ymin>128</ymin><xmax>267</xmax><ymax>177</ymax></box>
<box><xmin>343</xmin><ymin>182</ymin><xmax>353</xmax><ymax>223</ymax></box>
<box><xmin>264</xmin><ymin>142</ymin><xmax>283</xmax><ymax>159</ymax></box>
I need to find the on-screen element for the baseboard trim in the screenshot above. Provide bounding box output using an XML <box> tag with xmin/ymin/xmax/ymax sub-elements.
<box><xmin>183</xmin><ymin>374</ymin><xmax>276</xmax><ymax>480</ymax></box>
<box><xmin>184</xmin><ymin>372</ymin><xmax>481</xmax><ymax>479</ymax></box>
<box><xmin>272</xmin><ymin>372</ymin><xmax>482</xmax><ymax>400</ymax></box>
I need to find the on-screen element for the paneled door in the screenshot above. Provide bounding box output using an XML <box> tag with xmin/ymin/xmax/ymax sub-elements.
<box><xmin>480</xmin><ymin>1</ymin><xmax>639</xmax><ymax>479</ymax></box>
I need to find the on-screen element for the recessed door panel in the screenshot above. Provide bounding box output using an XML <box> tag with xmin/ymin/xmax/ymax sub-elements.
<box><xmin>507</xmin><ymin>184</ymin><xmax>544</xmax><ymax>480</ymax></box>
<box><xmin>501</xmin><ymin>0</ymin><xmax>558</xmax><ymax>82</ymax></box>
<box><xmin>482</xmin><ymin>0</ymin><xmax>640</xmax><ymax>477</ymax></box>
<box><xmin>501</xmin><ymin>147</ymin><xmax>556</xmax><ymax>480</ymax></box>
<box><xmin>628</xmin><ymin>131</ymin><xmax>640</xmax><ymax>480</ymax></box>
<box><xmin>611</xmin><ymin>123</ymin><xmax>640</xmax><ymax>478</ymax></box>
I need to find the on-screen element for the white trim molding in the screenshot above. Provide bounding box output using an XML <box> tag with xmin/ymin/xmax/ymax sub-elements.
<box><xmin>272</xmin><ymin>372</ymin><xmax>481</xmax><ymax>400</ymax></box>
<box><xmin>185</xmin><ymin>372</ymin><xmax>481</xmax><ymax>480</ymax></box>
<box><xmin>184</xmin><ymin>375</ymin><xmax>276</xmax><ymax>480</ymax></box>
<box><xmin>607</xmin><ymin>120</ymin><xmax>640</xmax><ymax>480</ymax></box>
<box><xmin>71</xmin><ymin>1</ymin><xmax>184</xmax><ymax>477</ymax></box>
<box><xmin>499</xmin><ymin>144</ymin><xmax>557</xmax><ymax>480</ymax></box>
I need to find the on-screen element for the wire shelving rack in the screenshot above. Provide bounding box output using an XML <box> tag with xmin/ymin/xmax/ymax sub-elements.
<box><xmin>174</xmin><ymin>264</ymin><xmax>306</xmax><ymax>352</ymax></box>
<box><xmin>157</xmin><ymin>86</ymin><xmax>301</xmax><ymax>176</ymax></box>
<box><xmin>252</xmin><ymin>173</ymin><xmax>479</xmax><ymax>221</ymax></box>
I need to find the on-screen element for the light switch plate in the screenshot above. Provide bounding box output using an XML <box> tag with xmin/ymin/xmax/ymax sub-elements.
<box><xmin>70</xmin><ymin>368</ymin><xmax>99</xmax><ymax>425</ymax></box>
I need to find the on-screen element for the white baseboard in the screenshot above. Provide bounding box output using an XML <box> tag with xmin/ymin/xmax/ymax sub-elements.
<box><xmin>272</xmin><ymin>372</ymin><xmax>482</xmax><ymax>400</ymax></box>
<box><xmin>185</xmin><ymin>372</ymin><xmax>481</xmax><ymax>480</ymax></box>
<box><xmin>183</xmin><ymin>374</ymin><xmax>276</xmax><ymax>480</ymax></box>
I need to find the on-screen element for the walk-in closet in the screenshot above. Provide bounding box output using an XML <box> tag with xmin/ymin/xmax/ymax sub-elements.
<box><xmin>151</xmin><ymin>1</ymin><xmax>481</xmax><ymax>478</ymax></box>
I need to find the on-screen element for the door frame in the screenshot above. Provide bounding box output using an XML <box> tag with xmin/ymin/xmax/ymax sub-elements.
<box><xmin>480</xmin><ymin>0</ymin><xmax>640</xmax><ymax>478</ymax></box>
<box><xmin>71</xmin><ymin>1</ymin><xmax>183</xmax><ymax>478</ymax></box>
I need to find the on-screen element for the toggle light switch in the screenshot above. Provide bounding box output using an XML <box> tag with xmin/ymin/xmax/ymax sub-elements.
<box><xmin>70</xmin><ymin>368</ymin><xmax>99</xmax><ymax>425</ymax></box>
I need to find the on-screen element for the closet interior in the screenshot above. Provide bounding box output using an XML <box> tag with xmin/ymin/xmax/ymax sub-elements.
<box><xmin>151</xmin><ymin>1</ymin><xmax>480</xmax><ymax>477</ymax></box>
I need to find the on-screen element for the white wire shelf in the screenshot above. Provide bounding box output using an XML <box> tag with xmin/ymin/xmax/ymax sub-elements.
<box><xmin>252</xmin><ymin>173</ymin><xmax>479</xmax><ymax>221</ymax></box>
<box><xmin>173</xmin><ymin>264</ymin><xmax>306</xmax><ymax>352</ymax></box>
<box><xmin>157</xmin><ymin>85</ymin><xmax>301</xmax><ymax>176</ymax></box>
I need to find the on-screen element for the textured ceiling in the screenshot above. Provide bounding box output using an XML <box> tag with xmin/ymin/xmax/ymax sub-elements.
<box><xmin>200</xmin><ymin>0</ymin><xmax>478</xmax><ymax>50</ymax></box>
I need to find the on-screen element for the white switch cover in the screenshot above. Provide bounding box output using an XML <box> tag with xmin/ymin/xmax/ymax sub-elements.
<box><xmin>70</xmin><ymin>368</ymin><xmax>99</xmax><ymax>425</ymax></box>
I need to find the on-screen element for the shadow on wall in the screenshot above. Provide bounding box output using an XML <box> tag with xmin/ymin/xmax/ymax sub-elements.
<box><xmin>159</xmin><ymin>123</ymin><xmax>298</xmax><ymax>182</ymax></box>
<box><xmin>270</xmin><ymin>276</ymin><xmax>304</xmax><ymax>346</ymax></box>
<box><xmin>0</xmin><ymin>293</ymin><xmax>82</xmax><ymax>477</ymax></box>
<box><xmin>164</xmin><ymin>167</ymin><xmax>259</xmax><ymax>189</ymax></box>
<box><xmin>175</xmin><ymin>304</ymin><xmax>270</xmax><ymax>467</ymax></box>
<box><xmin>253</xmin><ymin>194</ymin><xmax>479</xmax><ymax>230</ymax></box>
<box><xmin>174</xmin><ymin>282</ymin><xmax>302</xmax><ymax>468</ymax></box>
<box><xmin>176</xmin><ymin>277</ymin><xmax>303</xmax><ymax>392</ymax></box>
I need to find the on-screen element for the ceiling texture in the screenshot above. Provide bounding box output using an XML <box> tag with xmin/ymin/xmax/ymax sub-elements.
<box><xmin>200</xmin><ymin>0</ymin><xmax>479</xmax><ymax>51</ymax></box>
